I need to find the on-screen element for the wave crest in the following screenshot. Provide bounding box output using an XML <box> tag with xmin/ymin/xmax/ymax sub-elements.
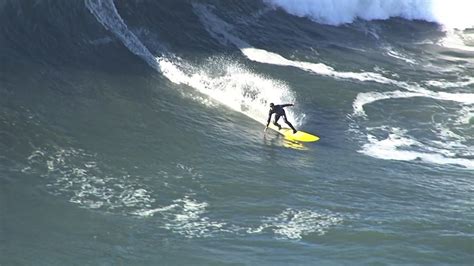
<box><xmin>265</xmin><ymin>0</ymin><xmax>474</xmax><ymax>29</ymax></box>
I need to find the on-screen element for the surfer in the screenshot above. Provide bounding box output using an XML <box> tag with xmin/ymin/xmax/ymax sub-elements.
<box><xmin>264</xmin><ymin>103</ymin><xmax>298</xmax><ymax>134</ymax></box>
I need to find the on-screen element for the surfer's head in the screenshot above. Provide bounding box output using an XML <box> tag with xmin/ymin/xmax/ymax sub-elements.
<box><xmin>269</xmin><ymin>103</ymin><xmax>274</xmax><ymax>108</ymax></box>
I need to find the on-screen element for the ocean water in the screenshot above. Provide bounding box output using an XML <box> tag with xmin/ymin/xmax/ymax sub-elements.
<box><xmin>1</xmin><ymin>0</ymin><xmax>473</xmax><ymax>264</ymax></box>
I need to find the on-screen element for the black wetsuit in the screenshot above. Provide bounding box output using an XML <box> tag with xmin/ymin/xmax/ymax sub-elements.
<box><xmin>266</xmin><ymin>104</ymin><xmax>297</xmax><ymax>133</ymax></box>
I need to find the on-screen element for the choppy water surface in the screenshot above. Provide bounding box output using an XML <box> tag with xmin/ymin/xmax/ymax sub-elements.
<box><xmin>1</xmin><ymin>0</ymin><xmax>473</xmax><ymax>264</ymax></box>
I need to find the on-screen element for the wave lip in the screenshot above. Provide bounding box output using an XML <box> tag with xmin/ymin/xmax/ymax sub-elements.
<box><xmin>85</xmin><ymin>0</ymin><xmax>161</xmax><ymax>70</ymax></box>
<box><xmin>265</xmin><ymin>0</ymin><xmax>474</xmax><ymax>29</ymax></box>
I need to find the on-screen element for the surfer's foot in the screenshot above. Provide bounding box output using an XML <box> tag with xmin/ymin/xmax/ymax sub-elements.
<box><xmin>293</xmin><ymin>130</ymin><xmax>297</xmax><ymax>134</ymax></box>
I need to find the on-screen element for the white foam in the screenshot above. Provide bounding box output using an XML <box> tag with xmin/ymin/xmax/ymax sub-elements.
<box><xmin>352</xmin><ymin>87</ymin><xmax>474</xmax><ymax>117</ymax></box>
<box><xmin>132</xmin><ymin>204</ymin><xmax>178</xmax><ymax>217</ymax></box>
<box><xmin>439</xmin><ymin>30</ymin><xmax>474</xmax><ymax>52</ymax></box>
<box><xmin>352</xmin><ymin>90</ymin><xmax>424</xmax><ymax>117</ymax></box>
<box><xmin>26</xmin><ymin>148</ymin><xmax>157</xmax><ymax>212</ymax></box>
<box><xmin>265</xmin><ymin>0</ymin><xmax>474</xmax><ymax>30</ymax></box>
<box><xmin>360</xmin><ymin>127</ymin><xmax>474</xmax><ymax>169</ymax></box>
<box><xmin>158</xmin><ymin>56</ymin><xmax>303</xmax><ymax>126</ymax></box>
<box><xmin>135</xmin><ymin>201</ymin><xmax>345</xmax><ymax>239</ymax></box>
<box><xmin>158</xmin><ymin>197</ymin><xmax>227</xmax><ymax>238</ymax></box>
<box><xmin>248</xmin><ymin>208</ymin><xmax>342</xmax><ymax>240</ymax></box>
<box><xmin>362</xmin><ymin>128</ymin><xmax>420</xmax><ymax>160</ymax></box>
<box><xmin>426</xmin><ymin>77</ymin><xmax>474</xmax><ymax>89</ymax></box>
<box><xmin>385</xmin><ymin>47</ymin><xmax>417</xmax><ymax>64</ymax></box>
<box><xmin>353</xmin><ymin>86</ymin><xmax>474</xmax><ymax>168</ymax></box>
<box><xmin>432</xmin><ymin>123</ymin><xmax>473</xmax><ymax>158</ymax></box>
<box><xmin>455</xmin><ymin>106</ymin><xmax>474</xmax><ymax>125</ymax></box>
<box><xmin>242</xmin><ymin>47</ymin><xmax>396</xmax><ymax>84</ymax></box>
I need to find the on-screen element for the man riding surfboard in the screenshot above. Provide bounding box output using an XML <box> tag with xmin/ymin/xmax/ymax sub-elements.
<box><xmin>264</xmin><ymin>103</ymin><xmax>297</xmax><ymax>134</ymax></box>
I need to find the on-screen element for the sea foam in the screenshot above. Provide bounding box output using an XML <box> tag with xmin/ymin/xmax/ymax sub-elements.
<box><xmin>265</xmin><ymin>0</ymin><xmax>474</xmax><ymax>29</ymax></box>
<box><xmin>157</xmin><ymin>56</ymin><xmax>303</xmax><ymax>127</ymax></box>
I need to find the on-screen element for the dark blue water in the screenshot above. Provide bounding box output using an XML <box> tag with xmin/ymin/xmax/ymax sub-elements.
<box><xmin>1</xmin><ymin>0</ymin><xmax>473</xmax><ymax>264</ymax></box>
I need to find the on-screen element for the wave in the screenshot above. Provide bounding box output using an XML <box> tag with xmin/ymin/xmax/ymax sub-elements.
<box><xmin>84</xmin><ymin>0</ymin><xmax>305</xmax><ymax>130</ymax></box>
<box><xmin>194</xmin><ymin>3</ymin><xmax>401</xmax><ymax>85</ymax></box>
<box><xmin>157</xmin><ymin>56</ymin><xmax>303</xmax><ymax>127</ymax></box>
<box><xmin>83</xmin><ymin>0</ymin><xmax>474</xmax><ymax>130</ymax></box>
<box><xmin>265</xmin><ymin>0</ymin><xmax>474</xmax><ymax>29</ymax></box>
<box><xmin>18</xmin><ymin>0</ymin><xmax>470</xmax><ymax>172</ymax></box>
<box><xmin>85</xmin><ymin>0</ymin><xmax>161</xmax><ymax>70</ymax></box>
<box><xmin>193</xmin><ymin>2</ymin><xmax>474</xmax><ymax>142</ymax></box>
<box><xmin>194</xmin><ymin>2</ymin><xmax>473</xmax><ymax>112</ymax></box>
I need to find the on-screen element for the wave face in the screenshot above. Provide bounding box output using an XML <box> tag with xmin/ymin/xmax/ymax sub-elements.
<box><xmin>266</xmin><ymin>0</ymin><xmax>474</xmax><ymax>29</ymax></box>
<box><xmin>1</xmin><ymin>0</ymin><xmax>473</xmax><ymax>265</ymax></box>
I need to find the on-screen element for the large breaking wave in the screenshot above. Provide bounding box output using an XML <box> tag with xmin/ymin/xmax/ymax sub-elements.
<box><xmin>265</xmin><ymin>0</ymin><xmax>474</xmax><ymax>29</ymax></box>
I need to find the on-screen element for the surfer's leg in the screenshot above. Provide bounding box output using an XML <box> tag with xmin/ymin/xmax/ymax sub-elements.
<box><xmin>283</xmin><ymin>115</ymin><xmax>297</xmax><ymax>133</ymax></box>
<box><xmin>273</xmin><ymin>114</ymin><xmax>282</xmax><ymax>130</ymax></box>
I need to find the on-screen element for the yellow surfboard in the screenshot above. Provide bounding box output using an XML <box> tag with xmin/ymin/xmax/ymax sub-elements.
<box><xmin>268</xmin><ymin>124</ymin><xmax>320</xmax><ymax>142</ymax></box>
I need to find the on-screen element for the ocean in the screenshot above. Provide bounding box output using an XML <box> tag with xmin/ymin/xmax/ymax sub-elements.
<box><xmin>1</xmin><ymin>0</ymin><xmax>473</xmax><ymax>264</ymax></box>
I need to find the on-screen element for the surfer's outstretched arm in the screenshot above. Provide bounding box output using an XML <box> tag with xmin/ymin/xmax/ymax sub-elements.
<box><xmin>264</xmin><ymin>111</ymin><xmax>272</xmax><ymax>132</ymax></box>
<box><xmin>280</xmin><ymin>103</ymin><xmax>294</xmax><ymax>108</ymax></box>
